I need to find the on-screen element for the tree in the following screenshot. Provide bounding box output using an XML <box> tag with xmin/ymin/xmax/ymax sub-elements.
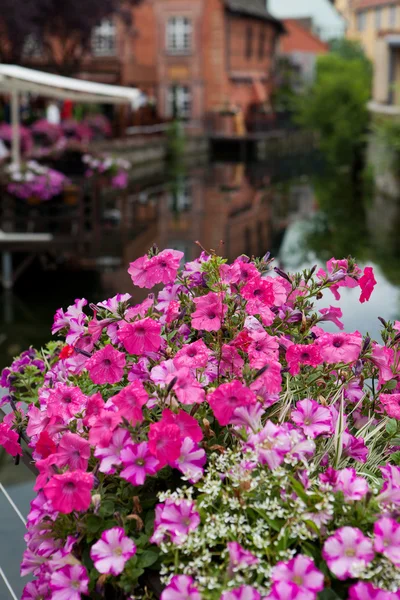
<box><xmin>0</xmin><ymin>0</ymin><xmax>142</xmax><ymax>75</ymax></box>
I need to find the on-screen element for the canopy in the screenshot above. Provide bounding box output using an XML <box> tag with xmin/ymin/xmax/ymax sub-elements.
<box><xmin>0</xmin><ymin>65</ymin><xmax>144</xmax><ymax>164</ymax></box>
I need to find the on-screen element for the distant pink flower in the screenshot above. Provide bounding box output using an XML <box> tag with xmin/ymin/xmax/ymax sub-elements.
<box><xmin>118</xmin><ymin>317</ymin><xmax>162</xmax><ymax>355</ymax></box>
<box><xmin>291</xmin><ymin>399</ymin><xmax>332</xmax><ymax>438</ymax></box>
<box><xmin>111</xmin><ymin>171</ymin><xmax>128</xmax><ymax>189</ymax></box>
<box><xmin>228</xmin><ymin>542</ymin><xmax>259</xmax><ymax>571</ymax></box>
<box><xmin>380</xmin><ymin>393</ymin><xmax>400</xmax><ymax>420</ymax></box>
<box><xmin>161</xmin><ymin>575</ymin><xmax>201</xmax><ymax>600</ymax></box>
<box><xmin>271</xmin><ymin>555</ymin><xmax>324</xmax><ymax>597</ymax></box>
<box><xmin>44</xmin><ymin>470</ymin><xmax>94</xmax><ymax>514</ymax></box>
<box><xmin>50</xmin><ymin>564</ymin><xmax>89</xmax><ymax>600</ymax></box>
<box><xmin>359</xmin><ymin>266</ymin><xmax>377</xmax><ymax>303</ymax></box>
<box><xmin>120</xmin><ymin>442</ymin><xmax>160</xmax><ymax>485</ymax></box>
<box><xmin>319</xmin><ymin>306</ymin><xmax>344</xmax><ymax>330</ymax></box>
<box><xmin>173</xmin><ymin>340</ymin><xmax>211</xmax><ymax>370</ymax></box>
<box><xmin>220</xmin><ymin>586</ymin><xmax>261</xmax><ymax>600</ymax></box>
<box><xmin>250</xmin><ymin>360</ymin><xmax>282</xmax><ymax>396</ymax></box>
<box><xmin>172</xmin><ymin>437</ymin><xmax>206</xmax><ymax>483</ymax></box>
<box><xmin>169</xmin><ymin>367</ymin><xmax>206</xmax><ymax>405</ymax></box>
<box><xmin>86</xmin><ymin>345</ymin><xmax>126</xmax><ymax>385</ymax></box>
<box><xmin>247</xmin><ymin>421</ymin><xmax>291</xmax><ymax>469</ymax></box>
<box><xmin>192</xmin><ymin>292</ymin><xmax>226</xmax><ymax>332</ymax></box>
<box><xmin>148</xmin><ymin>421</ymin><xmax>182</xmax><ymax>467</ymax></box>
<box><xmin>0</xmin><ymin>422</ymin><xmax>22</xmax><ymax>457</ymax></box>
<box><xmin>286</xmin><ymin>344</ymin><xmax>323</xmax><ymax>375</ymax></box>
<box><xmin>110</xmin><ymin>381</ymin><xmax>148</xmax><ymax>424</ymax></box>
<box><xmin>151</xmin><ymin>498</ymin><xmax>200</xmax><ymax>546</ymax></box>
<box><xmin>55</xmin><ymin>432</ymin><xmax>91</xmax><ymax>471</ymax></box>
<box><xmin>322</xmin><ymin>527</ymin><xmax>374</xmax><ymax>579</ymax></box>
<box><xmin>90</xmin><ymin>527</ymin><xmax>136</xmax><ymax>575</ymax></box>
<box><xmin>349</xmin><ymin>582</ymin><xmax>393</xmax><ymax>600</ymax></box>
<box><xmin>88</xmin><ymin>408</ymin><xmax>121</xmax><ymax>447</ymax></box>
<box><xmin>334</xmin><ymin>468</ymin><xmax>369</xmax><ymax>501</ymax></box>
<box><xmin>316</xmin><ymin>332</ymin><xmax>362</xmax><ymax>364</ymax></box>
<box><xmin>46</xmin><ymin>383</ymin><xmax>87</xmax><ymax>419</ymax></box>
<box><xmin>208</xmin><ymin>380</ymin><xmax>257</xmax><ymax>426</ymax></box>
<box><xmin>374</xmin><ymin>517</ymin><xmax>400</xmax><ymax>567</ymax></box>
<box><xmin>162</xmin><ymin>408</ymin><xmax>203</xmax><ymax>443</ymax></box>
<box><xmin>94</xmin><ymin>428</ymin><xmax>131</xmax><ymax>474</ymax></box>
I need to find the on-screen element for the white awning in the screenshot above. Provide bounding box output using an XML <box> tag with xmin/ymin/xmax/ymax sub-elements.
<box><xmin>0</xmin><ymin>64</ymin><xmax>142</xmax><ymax>106</ymax></box>
<box><xmin>0</xmin><ymin>65</ymin><xmax>144</xmax><ymax>165</ymax></box>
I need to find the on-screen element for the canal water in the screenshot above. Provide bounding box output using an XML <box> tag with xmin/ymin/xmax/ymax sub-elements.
<box><xmin>1</xmin><ymin>157</ymin><xmax>400</xmax><ymax>596</ymax></box>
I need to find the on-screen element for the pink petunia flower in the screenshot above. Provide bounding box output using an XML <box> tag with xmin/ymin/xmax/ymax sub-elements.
<box><xmin>173</xmin><ymin>340</ymin><xmax>211</xmax><ymax>369</ymax></box>
<box><xmin>248</xmin><ymin>331</ymin><xmax>279</xmax><ymax>368</ymax></box>
<box><xmin>250</xmin><ymin>360</ymin><xmax>282</xmax><ymax>397</ymax></box>
<box><xmin>43</xmin><ymin>470</ymin><xmax>94</xmax><ymax>514</ymax></box>
<box><xmin>322</xmin><ymin>526</ymin><xmax>374</xmax><ymax>579</ymax></box>
<box><xmin>128</xmin><ymin>255</ymin><xmax>152</xmax><ymax>288</ymax></box>
<box><xmin>378</xmin><ymin>464</ymin><xmax>400</xmax><ymax>506</ymax></box>
<box><xmin>148</xmin><ymin>249</ymin><xmax>184</xmax><ymax>287</ymax></box>
<box><xmin>90</xmin><ymin>527</ymin><xmax>136</xmax><ymax>575</ymax></box>
<box><xmin>342</xmin><ymin>432</ymin><xmax>369</xmax><ymax>463</ymax></box>
<box><xmin>162</xmin><ymin>408</ymin><xmax>203</xmax><ymax>443</ymax></box>
<box><xmin>172</xmin><ymin>437</ymin><xmax>206</xmax><ymax>483</ymax></box>
<box><xmin>118</xmin><ymin>317</ymin><xmax>162</xmax><ymax>355</ymax></box>
<box><xmin>348</xmin><ymin>582</ymin><xmax>393</xmax><ymax>600</ymax></box>
<box><xmin>359</xmin><ymin>267</ymin><xmax>377</xmax><ymax>303</ymax></box>
<box><xmin>94</xmin><ymin>428</ymin><xmax>131</xmax><ymax>474</ymax></box>
<box><xmin>21</xmin><ymin>579</ymin><xmax>50</xmax><ymax>600</ymax></box>
<box><xmin>247</xmin><ymin>421</ymin><xmax>291</xmax><ymax>470</ymax></box>
<box><xmin>191</xmin><ymin>292</ymin><xmax>227</xmax><ymax>332</ymax></box>
<box><xmin>161</xmin><ymin>575</ymin><xmax>201</xmax><ymax>600</ymax></box>
<box><xmin>371</xmin><ymin>345</ymin><xmax>395</xmax><ymax>384</ymax></box>
<box><xmin>151</xmin><ymin>498</ymin><xmax>200</xmax><ymax>546</ymax></box>
<box><xmin>85</xmin><ymin>345</ymin><xmax>126</xmax><ymax>385</ymax></box>
<box><xmin>334</xmin><ymin>468</ymin><xmax>369</xmax><ymax>501</ymax></box>
<box><xmin>0</xmin><ymin>422</ymin><xmax>22</xmax><ymax>457</ymax></box>
<box><xmin>291</xmin><ymin>399</ymin><xmax>332</xmax><ymax>438</ymax></box>
<box><xmin>319</xmin><ymin>306</ymin><xmax>345</xmax><ymax>330</ymax></box>
<box><xmin>83</xmin><ymin>392</ymin><xmax>105</xmax><ymax>427</ymax></box>
<box><xmin>286</xmin><ymin>344</ymin><xmax>323</xmax><ymax>376</ymax></box>
<box><xmin>316</xmin><ymin>332</ymin><xmax>362</xmax><ymax>364</ymax></box>
<box><xmin>55</xmin><ymin>432</ymin><xmax>91</xmax><ymax>471</ymax></box>
<box><xmin>380</xmin><ymin>393</ymin><xmax>400</xmax><ymax>420</ymax></box>
<box><xmin>220</xmin><ymin>586</ymin><xmax>261</xmax><ymax>600</ymax></box>
<box><xmin>50</xmin><ymin>564</ymin><xmax>89</xmax><ymax>600</ymax></box>
<box><xmin>88</xmin><ymin>408</ymin><xmax>122</xmax><ymax>447</ymax></box>
<box><xmin>271</xmin><ymin>555</ymin><xmax>324</xmax><ymax>597</ymax></box>
<box><xmin>208</xmin><ymin>380</ymin><xmax>257</xmax><ymax>426</ymax></box>
<box><xmin>120</xmin><ymin>442</ymin><xmax>160</xmax><ymax>486</ymax></box>
<box><xmin>220</xmin><ymin>345</ymin><xmax>245</xmax><ymax>377</ymax></box>
<box><xmin>110</xmin><ymin>381</ymin><xmax>148</xmax><ymax>424</ymax></box>
<box><xmin>373</xmin><ymin>516</ymin><xmax>400</xmax><ymax>567</ymax></box>
<box><xmin>227</xmin><ymin>542</ymin><xmax>259</xmax><ymax>571</ymax></box>
<box><xmin>46</xmin><ymin>383</ymin><xmax>87</xmax><ymax>419</ymax></box>
<box><xmin>168</xmin><ymin>368</ymin><xmax>206</xmax><ymax>405</ymax></box>
<box><xmin>231</xmin><ymin>403</ymin><xmax>265</xmax><ymax>433</ymax></box>
<box><xmin>148</xmin><ymin>421</ymin><xmax>182</xmax><ymax>467</ymax></box>
<box><xmin>267</xmin><ymin>580</ymin><xmax>316</xmax><ymax>600</ymax></box>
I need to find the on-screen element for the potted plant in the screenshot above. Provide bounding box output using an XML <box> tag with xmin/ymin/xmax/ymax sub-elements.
<box><xmin>83</xmin><ymin>154</ymin><xmax>131</xmax><ymax>190</ymax></box>
<box><xmin>1</xmin><ymin>249</ymin><xmax>400</xmax><ymax>600</ymax></box>
<box><xmin>3</xmin><ymin>160</ymin><xmax>70</xmax><ymax>203</ymax></box>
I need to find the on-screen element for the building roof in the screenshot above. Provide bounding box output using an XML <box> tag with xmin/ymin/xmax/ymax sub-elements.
<box><xmin>280</xmin><ymin>19</ymin><xmax>330</xmax><ymax>54</ymax></box>
<box><xmin>225</xmin><ymin>0</ymin><xmax>285</xmax><ymax>32</ymax></box>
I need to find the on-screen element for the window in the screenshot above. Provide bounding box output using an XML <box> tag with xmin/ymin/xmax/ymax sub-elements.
<box><xmin>390</xmin><ymin>4</ymin><xmax>397</xmax><ymax>27</ymax></box>
<box><xmin>91</xmin><ymin>19</ymin><xmax>117</xmax><ymax>56</ymax></box>
<box><xmin>375</xmin><ymin>7</ymin><xmax>382</xmax><ymax>29</ymax></box>
<box><xmin>167</xmin><ymin>85</ymin><xmax>192</xmax><ymax>119</ymax></box>
<box><xmin>259</xmin><ymin>29</ymin><xmax>266</xmax><ymax>60</ymax></box>
<box><xmin>246</xmin><ymin>26</ymin><xmax>253</xmax><ymax>59</ymax></box>
<box><xmin>356</xmin><ymin>11</ymin><xmax>367</xmax><ymax>31</ymax></box>
<box><xmin>167</xmin><ymin>17</ymin><xmax>192</xmax><ymax>53</ymax></box>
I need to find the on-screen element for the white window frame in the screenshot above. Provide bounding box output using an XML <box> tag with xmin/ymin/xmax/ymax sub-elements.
<box><xmin>91</xmin><ymin>19</ymin><xmax>117</xmax><ymax>57</ymax></box>
<box><xmin>357</xmin><ymin>11</ymin><xmax>367</xmax><ymax>32</ymax></box>
<box><xmin>166</xmin><ymin>85</ymin><xmax>192</xmax><ymax>119</ymax></box>
<box><xmin>167</xmin><ymin>17</ymin><xmax>192</xmax><ymax>54</ymax></box>
<box><xmin>390</xmin><ymin>4</ymin><xmax>397</xmax><ymax>27</ymax></box>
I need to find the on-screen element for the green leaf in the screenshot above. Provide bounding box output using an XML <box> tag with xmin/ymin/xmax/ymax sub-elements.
<box><xmin>99</xmin><ymin>499</ymin><xmax>115</xmax><ymax>517</ymax></box>
<box><xmin>289</xmin><ymin>476</ymin><xmax>310</xmax><ymax>505</ymax></box>
<box><xmin>86</xmin><ymin>515</ymin><xmax>103</xmax><ymax>534</ymax></box>
<box><xmin>386</xmin><ymin>419</ymin><xmax>398</xmax><ymax>436</ymax></box>
<box><xmin>391</xmin><ymin>451</ymin><xmax>400</xmax><ymax>466</ymax></box>
<box><xmin>318</xmin><ymin>589</ymin><xmax>343</xmax><ymax>600</ymax></box>
<box><xmin>386</xmin><ymin>379</ymin><xmax>398</xmax><ymax>390</ymax></box>
<box><xmin>136</xmin><ymin>550</ymin><xmax>159</xmax><ymax>569</ymax></box>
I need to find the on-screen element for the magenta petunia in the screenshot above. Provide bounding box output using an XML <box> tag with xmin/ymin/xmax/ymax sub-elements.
<box><xmin>161</xmin><ymin>575</ymin><xmax>201</xmax><ymax>600</ymax></box>
<box><xmin>348</xmin><ymin>582</ymin><xmax>393</xmax><ymax>600</ymax></box>
<box><xmin>250</xmin><ymin>360</ymin><xmax>282</xmax><ymax>397</ymax></box>
<box><xmin>0</xmin><ymin>422</ymin><xmax>23</xmax><ymax>457</ymax></box>
<box><xmin>88</xmin><ymin>408</ymin><xmax>122</xmax><ymax>447</ymax></box>
<box><xmin>172</xmin><ymin>437</ymin><xmax>207</xmax><ymax>483</ymax></box>
<box><xmin>316</xmin><ymin>332</ymin><xmax>362</xmax><ymax>364</ymax></box>
<box><xmin>168</xmin><ymin>367</ymin><xmax>206</xmax><ymax>405</ymax></box>
<box><xmin>220</xmin><ymin>586</ymin><xmax>261</xmax><ymax>600</ymax></box>
<box><xmin>50</xmin><ymin>564</ymin><xmax>89</xmax><ymax>600</ymax></box>
<box><xmin>110</xmin><ymin>380</ymin><xmax>148</xmax><ymax>424</ymax></box>
<box><xmin>173</xmin><ymin>339</ymin><xmax>211</xmax><ymax>369</ymax></box>
<box><xmin>21</xmin><ymin>579</ymin><xmax>50</xmax><ymax>600</ymax></box>
<box><xmin>85</xmin><ymin>345</ymin><xmax>126</xmax><ymax>385</ymax></box>
<box><xmin>319</xmin><ymin>306</ymin><xmax>345</xmax><ymax>330</ymax></box>
<box><xmin>43</xmin><ymin>470</ymin><xmax>94</xmax><ymax>514</ymax></box>
<box><xmin>148</xmin><ymin>421</ymin><xmax>182</xmax><ymax>467</ymax></box>
<box><xmin>322</xmin><ymin>526</ymin><xmax>374</xmax><ymax>579</ymax></box>
<box><xmin>380</xmin><ymin>393</ymin><xmax>400</xmax><ymax>420</ymax></box>
<box><xmin>94</xmin><ymin>428</ymin><xmax>131</xmax><ymax>474</ymax></box>
<box><xmin>55</xmin><ymin>432</ymin><xmax>91</xmax><ymax>471</ymax></box>
<box><xmin>248</xmin><ymin>331</ymin><xmax>279</xmax><ymax>368</ymax></box>
<box><xmin>162</xmin><ymin>408</ymin><xmax>204</xmax><ymax>443</ymax></box>
<box><xmin>286</xmin><ymin>344</ymin><xmax>323</xmax><ymax>376</ymax></box>
<box><xmin>373</xmin><ymin>516</ymin><xmax>400</xmax><ymax>567</ymax></box>
<box><xmin>151</xmin><ymin>498</ymin><xmax>200</xmax><ymax>546</ymax></box>
<box><xmin>118</xmin><ymin>317</ymin><xmax>162</xmax><ymax>355</ymax></box>
<box><xmin>46</xmin><ymin>382</ymin><xmax>87</xmax><ymax>419</ymax></box>
<box><xmin>247</xmin><ymin>421</ymin><xmax>291</xmax><ymax>470</ymax></box>
<box><xmin>90</xmin><ymin>527</ymin><xmax>136</xmax><ymax>575</ymax></box>
<box><xmin>291</xmin><ymin>398</ymin><xmax>332</xmax><ymax>438</ymax></box>
<box><xmin>208</xmin><ymin>380</ymin><xmax>257</xmax><ymax>426</ymax></box>
<box><xmin>359</xmin><ymin>266</ymin><xmax>377</xmax><ymax>303</ymax></box>
<box><xmin>120</xmin><ymin>442</ymin><xmax>160</xmax><ymax>486</ymax></box>
<box><xmin>271</xmin><ymin>554</ymin><xmax>324</xmax><ymax>596</ymax></box>
<box><xmin>191</xmin><ymin>292</ymin><xmax>227</xmax><ymax>332</ymax></box>
<box><xmin>334</xmin><ymin>468</ymin><xmax>369</xmax><ymax>501</ymax></box>
<box><xmin>228</xmin><ymin>542</ymin><xmax>259</xmax><ymax>571</ymax></box>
